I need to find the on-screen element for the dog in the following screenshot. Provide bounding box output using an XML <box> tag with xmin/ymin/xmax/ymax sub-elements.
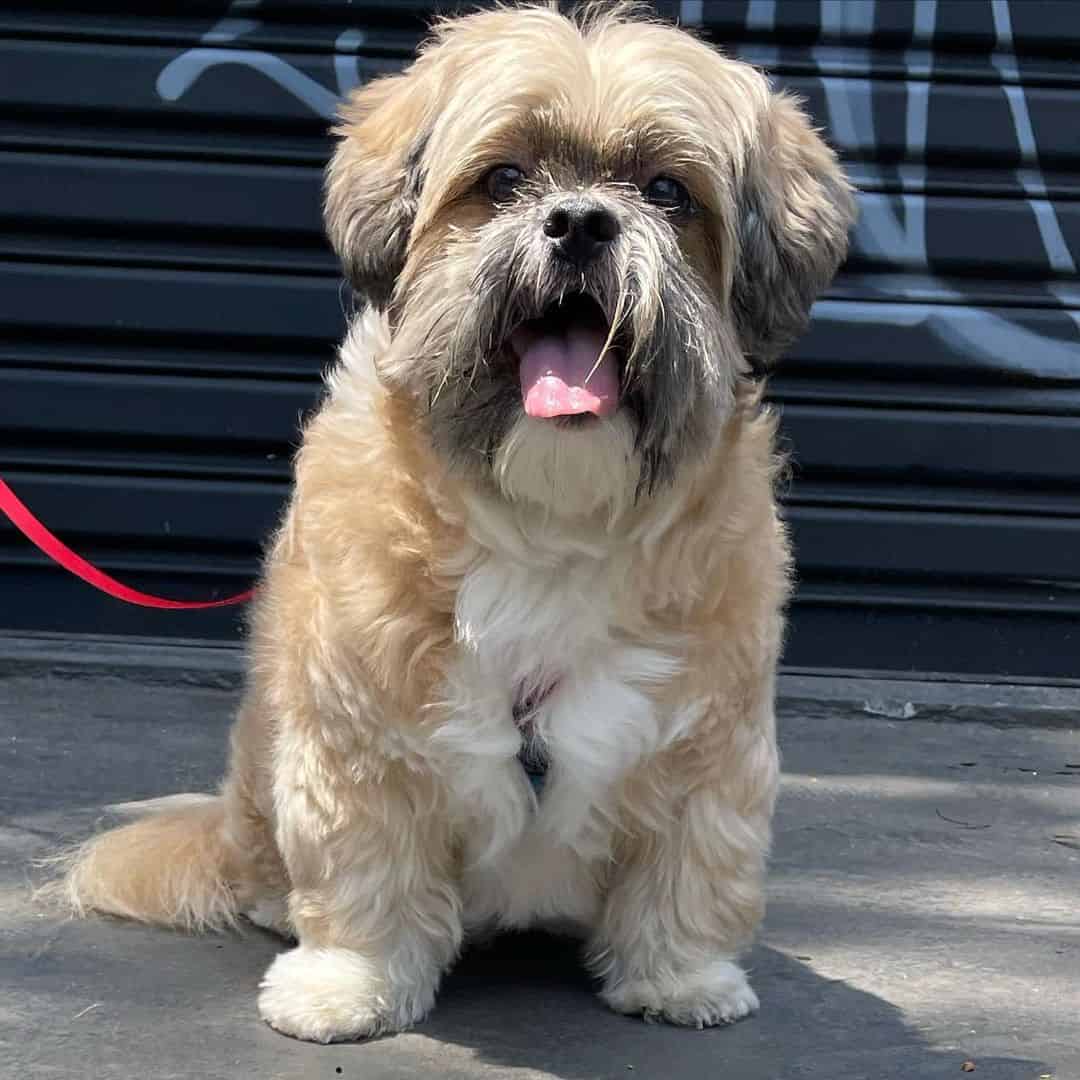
<box><xmin>57</xmin><ymin>2</ymin><xmax>854</xmax><ymax>1043</ymax></box>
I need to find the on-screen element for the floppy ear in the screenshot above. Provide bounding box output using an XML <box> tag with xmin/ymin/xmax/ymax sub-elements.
<box><xmin>324</xmin><ymin>65</ymin><xmax>439</xmax><ymax>308</ymax></box>
<box><xmin>731</xmin><ymin>91</ymin><xmax>856</xmax><ymax>370</ymax></box>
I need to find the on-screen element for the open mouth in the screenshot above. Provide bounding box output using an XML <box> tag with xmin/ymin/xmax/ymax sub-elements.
<box><xmin>509</xmin><ymin>294</ymin><xmax>622</xmax><ymax>421</ymax></box>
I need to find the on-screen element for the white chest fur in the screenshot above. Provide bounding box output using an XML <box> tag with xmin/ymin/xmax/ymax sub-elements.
<box><xmin>432</xmin><ymin>506</ymin><xmax>684</xmax><ymax>931</ymax></box>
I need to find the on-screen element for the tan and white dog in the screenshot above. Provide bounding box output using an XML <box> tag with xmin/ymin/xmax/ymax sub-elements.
<box><xmin>58</xmin><ymin>2</ymin><xmax>854</xmax><ymax>1043</ymax></box>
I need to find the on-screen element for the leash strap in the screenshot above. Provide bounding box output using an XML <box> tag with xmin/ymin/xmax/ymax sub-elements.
<box><xmin>0</xmin><ymin>477</ymin><xmax>255</xmax><ymax>610</ymax></box>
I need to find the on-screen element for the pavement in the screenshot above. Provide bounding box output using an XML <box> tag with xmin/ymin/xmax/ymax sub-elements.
<box><xmin>1</xmin><ymin>648</ymin><xmax>1078</xmax><ymax>1080</ymax></box>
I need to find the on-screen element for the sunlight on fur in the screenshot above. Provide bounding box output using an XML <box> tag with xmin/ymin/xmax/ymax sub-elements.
<box><xmin>52</xmin><ymin>1</ymin><xmax>854</xmax><ymax>1044</ymax></box>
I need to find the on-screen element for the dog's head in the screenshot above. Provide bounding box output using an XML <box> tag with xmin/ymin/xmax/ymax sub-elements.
<box><xmin>326</xmin><ymin>4</ymin><xmax>854</xmax><ymax>516</ymax></box>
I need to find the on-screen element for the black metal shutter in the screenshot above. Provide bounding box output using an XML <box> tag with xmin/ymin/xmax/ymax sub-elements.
<box><xmin>2</xmin><ymin>1</ymin><xmax>1078</xmax><ymax>678</ymax></box>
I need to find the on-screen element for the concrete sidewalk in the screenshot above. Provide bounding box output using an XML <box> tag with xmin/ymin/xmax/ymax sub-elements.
<box><xmin>1</xmin><ymin>667</ymin><xmax>1077</xmax><ymax>1080</ymax></box>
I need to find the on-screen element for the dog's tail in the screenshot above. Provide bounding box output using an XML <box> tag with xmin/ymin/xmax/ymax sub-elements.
<box><xmin>46</xmin><ymin>794</ymin><xmax>240</xmax><ymax>932</ymax></box>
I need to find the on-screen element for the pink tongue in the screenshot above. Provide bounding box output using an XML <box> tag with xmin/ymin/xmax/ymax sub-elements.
<box><xmin>514</xmin><ymin>325</ymin><xmax>620</xmax><ymax>419</ymax></box>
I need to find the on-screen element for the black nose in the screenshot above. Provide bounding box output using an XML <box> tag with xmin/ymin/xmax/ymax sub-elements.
<box><xmin>543</xmin><ymin>198</ymin><xmax>620</xmax><ymax>267</ymax></box>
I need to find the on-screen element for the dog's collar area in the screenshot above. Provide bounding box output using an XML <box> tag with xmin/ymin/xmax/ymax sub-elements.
<box><xmin>513</xmin><ymin>680</ymin><xmax>559</xmax><ymax>794</ymax></box>
<box><xmin>519</xmin><ymin>750</ymin><xmax>548</xmax><ymax>794</ymax></box>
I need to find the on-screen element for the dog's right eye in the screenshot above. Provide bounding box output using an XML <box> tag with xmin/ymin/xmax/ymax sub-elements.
<box><xmin>484</xmin><ymin>165</ymin><xmax>526</xmax><ymax>204</ymax></box>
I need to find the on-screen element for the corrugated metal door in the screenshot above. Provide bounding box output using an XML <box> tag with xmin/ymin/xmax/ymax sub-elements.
<box><xmin>2</xmin><ymin>1</ymin><xmax>1078</xmax><ymax>678</ymax></box>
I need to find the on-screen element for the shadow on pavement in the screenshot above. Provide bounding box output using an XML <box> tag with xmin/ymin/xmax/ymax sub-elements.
<box><xmin>4</xmin><ymin>917</ymin><xmax>1052</xmax><ymax>1080</ymax></box>
<box><xmin>409</xmin><ymin>931</ymin><xmax>1050</xmax><ymax>1080</ymax></box>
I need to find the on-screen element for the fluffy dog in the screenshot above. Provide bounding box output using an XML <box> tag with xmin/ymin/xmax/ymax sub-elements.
<box><xmin>59</xmin><ymin>2</ymin><xmax>854</xmax><ymax>1042</ymax></box>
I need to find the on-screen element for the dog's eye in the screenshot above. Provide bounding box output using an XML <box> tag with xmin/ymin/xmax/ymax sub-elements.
<box><xmin>643</xmin><ymin>176</ymin><xmax>692</xmax><ymax>213</ymax></box>
<box><xmin>484</xmin><ymin>165</ymin><xmax>526</xmax><ymax>204</ymax></box>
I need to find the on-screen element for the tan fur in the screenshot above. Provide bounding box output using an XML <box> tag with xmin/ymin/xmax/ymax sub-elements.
<box><xmin>51</xmin><ymin>797</ymin><xmax>237</xmax><ymax>932</ymax></box>
<box><xmin>57</xmin><ymin>2</ymin><xmax>853</xmax><ymax>1042</ymax></box>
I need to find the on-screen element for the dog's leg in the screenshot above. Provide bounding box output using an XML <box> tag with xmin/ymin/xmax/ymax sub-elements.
<box><xmin>590</xmin><ymin>718</ymin><xmax>778</xmax><ymax>1028</ymax></box>
<box><xmin>256</xmin><ymin>734</ymin><xmax>461</xmax><ymax>1043</ymax></box>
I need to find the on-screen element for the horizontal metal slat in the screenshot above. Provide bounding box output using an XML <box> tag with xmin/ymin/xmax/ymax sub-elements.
<box><xmin>0</xmin><ymin>368</ymin><xmax>318</xmax><ymax>446</ymax></box>
<box><xmin>0</xmin><ymin>39</ymin><xmax>384</xmax><ymax>127</ymax></box>
<box><xmin>789</xmin><ymin>300</ymin><xmax>1080</xmax><ymax>383</ymax></box>
<box><xmin>779</xmin><ymin>404</ymin><xmax>1080</xmax><ymax>488</ymax></box>
<box><xmin>0</xmin><ymin>339</ymin><xmax>325</xmax><ymax>378</ymax></box>
<box><xmin>787</xmin><ymin>482</ymin><xmax>1080</xmax><ymax>519</ymax></box>
<box><xmin>734</xmin><ymin>41</ymin><xmax>1080</xmax><ymax>88</ymax></box>
<box><xmin>785</xmin><ymin>595</ymin><xmax>1079</xmax><ymax>679</ymax></box>
<box><xmin>0</xmin><ymin>261</ymin><xmax>344</xmax><ymax>345</ymax></box>
<box><xmin>847</xmin><ymin>163</ymin><xmax>1080</xmax><ymax>201</ymax></box>
<box><xmin>0</xmin><ymin>472</ymin><xmax>286</xmax><ymax>547</ymax></box>
<box><xmin>1</xmin><ymin>152</ymin><xmax>323</xmax><ymax>236</ymax></box>
<box><xmin>0</xmin><ymin>232</ymin><xmax>338</xmax><ymax>276</ymax></box>
<box><xmin>848</xmin><ymin>194</ymin><xmax>1080</xmax><ymax>279</ymax></box>
<box><xmin>0</xmin><ymin>446</ymin><xmax>289</xmax><ymax>483</ymax></box>
<box><xmin>6</xmin><ymin>1</ymin><xmax>1080</xmax><ymax>59</ymax></box>
<box><xmin>0</xmin><ymin>118</ymin><xmax>328</xmax><ymax>165</ymax></box>
<box><xmin>795</xmin><ymin>576</ymin><xmax>1080</xmax><ymax>614</ymax></box>
<box><xmin>770</xmin><ymin>375</ymin><xmax>1080</xmax><ymax>416</ymax></box>
<box><xmin>0</xmin><ymin>10</ymin><xmax>422</xmax><ymax>55</ymax></box>
<box><xmin>0</xmin><ymin>561</ymin><xmax>255</xmax><ymax>639</ymax></box>
<box><xmin>788</xmin><ymin>506</ymin><xmax>1080</xmax><ymax>584</ymax></box>
<box><xmin>781</xmin><ymin>76</ymin><xmax>1080</xmax><ymax>170</ymax></box>
<box><xmin>693</xmin><ymin>0</ymin><xmax>1080</xmax><ymax>57</ymax></box>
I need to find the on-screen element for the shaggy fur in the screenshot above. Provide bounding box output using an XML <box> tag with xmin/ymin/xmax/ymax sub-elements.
<box><xmin>55</xmin><ymin>2</ymin><xmax>854</xmax><ymax>1043</ymax></box>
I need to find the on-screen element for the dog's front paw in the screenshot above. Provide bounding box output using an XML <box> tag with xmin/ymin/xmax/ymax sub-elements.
<box><xmin>258</xmin><ymin>945</ymin><xmax>435</xmax><ymax>1043</ymax></box>
<box><xmin>602</xmin><ymin>959</ymin><xmax>759</xmax><ymax>1029</ymax></box>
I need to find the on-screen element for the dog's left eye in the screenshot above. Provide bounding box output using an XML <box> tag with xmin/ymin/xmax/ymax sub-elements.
<box><xmin>643</xmin><ymin>176</ymin><xmax>692</xmax><ymax>213</ymax></box>
<box><xmin>484</xmin><ymin>165</ymin><xmax>526</xmax><ymax>204</ymax></box>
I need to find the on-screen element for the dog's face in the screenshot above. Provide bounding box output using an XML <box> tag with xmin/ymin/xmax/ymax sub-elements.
<box><xmin>326</xmin><ymin>5</ymin><xmax>854</xmax><ymax>515</ymax></box>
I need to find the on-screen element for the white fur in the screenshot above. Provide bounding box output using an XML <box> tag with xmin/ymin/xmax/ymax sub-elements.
<box><xmin>431</xmin><ymin>491</ymin><xmax>686</xmax><ymax>932</ymax></box>
<box><xmin>258</xmin><ymin>944</ymin><xmax>437</xmax><ymax>1042</ymax></box>
<box><xmin>245</xmin><ymin>896</ymin><xmax>291</xmax><ymax>937</ymax></box>
<box><xmin>328</xmin><ymin>307</ymin><xmax>387</xmax><ymax>409</ymax></box>
<box><xmin>493</xmin><ymin>411</ymin><xmax>640</xmax><ymax>520</ymax></box>
<box><xmin>602</xmin><ymin>959</ymin><xmax>759</xmax><ymax>1028</ymax></box>
<box><xmin>104</xmin><ymin>793</ymin><xmax>218</xmax><ymax>818</ymax></box>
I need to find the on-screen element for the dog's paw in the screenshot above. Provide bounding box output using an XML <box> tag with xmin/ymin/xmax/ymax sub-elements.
<box><xmin>257</xmin><ymin>946</ymin><xmax>434</xmax><ymax>1043</ymax></box>
<box><xmin>601</xmin><ymin>959</ymin><xmax>759</xmax><ymax>1029</ymax></box>
<box><xmin>244</xmin><ymin>896</ymin><xmax>293</xmax><ymax>938</ymax></box>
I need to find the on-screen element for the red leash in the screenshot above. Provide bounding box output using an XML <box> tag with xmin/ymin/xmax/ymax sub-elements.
<box><xmin>0</xmin><ymin>477</ymin><xmax>255</xmax><ymax>610</ymax></box>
